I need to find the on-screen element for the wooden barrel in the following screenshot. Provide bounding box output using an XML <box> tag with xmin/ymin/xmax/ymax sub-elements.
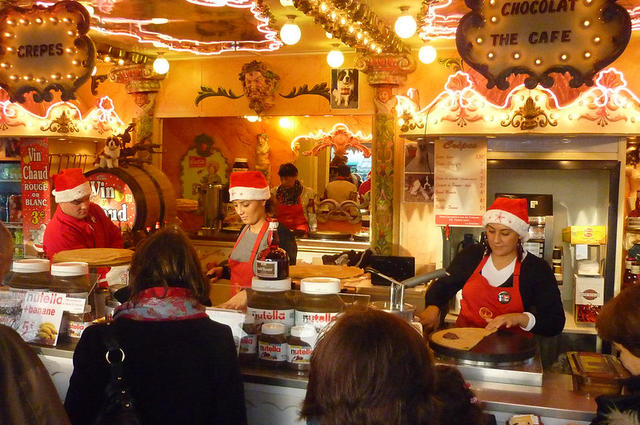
<box><xmin>142</xmin><ymin>164</ymin><xmax>177</xmax><ymax>225</ymax></box>
<box><xmin>86</xmin><ymin>166</ymin><xmax>163</xmax><ymax>230</ymax></box>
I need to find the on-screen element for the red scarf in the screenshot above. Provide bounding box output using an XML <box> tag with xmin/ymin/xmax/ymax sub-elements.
<box><xmin>114</xmin><ymin>287</ymin><xmax>207</xmax><ymax>322</ymax></box>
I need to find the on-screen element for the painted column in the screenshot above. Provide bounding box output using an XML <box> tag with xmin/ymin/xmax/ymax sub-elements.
<box><xmin>355</xmin><ymin>54</ymin><xmax>415</xmax><ymax>255</ymax></box>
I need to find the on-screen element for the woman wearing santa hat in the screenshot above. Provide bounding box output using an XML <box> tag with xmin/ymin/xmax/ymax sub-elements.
<box><xmin>43</xmin><ymin>168</ymin><xmax>123</xmax><ymax>260</ymax></box>
<box><xmin>208</xmin><ymin>171</ymin><xmax>297</xmax><ymax>306</ymax></box>
<box><xmin>419</xmin><ymin>197</ymin><xmax>565</xmax><ymax>337</ymax></box>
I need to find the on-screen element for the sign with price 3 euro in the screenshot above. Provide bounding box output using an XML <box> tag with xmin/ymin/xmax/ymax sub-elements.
<box><xmin>20</xmin><ymin>139</ymin><xmax>50</xmax><ymax>256</ymax></box>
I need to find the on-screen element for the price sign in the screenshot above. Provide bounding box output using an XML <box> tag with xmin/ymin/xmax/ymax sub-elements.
<box><xmin>20</xmin><ymin>139</ymin><xmax>50</xmax><ymax>256</ymax></box>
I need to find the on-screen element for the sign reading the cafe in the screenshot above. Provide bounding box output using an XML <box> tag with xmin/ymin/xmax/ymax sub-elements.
<box><xmin>456</xmin><ymin>0</ymin><xmax>631</xmax><ymax>89</ymax></box>
<box><xmin>20</xmin><ymin>139</ymin><xmax>49</xmax><ymax>256</ymax></box>
<box><xmin>88</xmin><ymin>172</ymin><xmax>136</xmax><ymax>229</ymax></box>
<box><xmin>0</xmin><ymin>1</ymin><xmax>95</xmax><ymax>103</ymax></box>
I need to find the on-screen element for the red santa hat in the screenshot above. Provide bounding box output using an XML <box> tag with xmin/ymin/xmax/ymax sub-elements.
<box><xmin>482</xmin><ymin>197</ymin><xmax>530</xmax><ymax>241</ymax></box>
<box><xmin>229</xmin><ymin>171</ymin><xmax>270</xmax><ymax>201</ymax></box>
<box><xmin>52</xmin><ymin>168</ymin><xmax>91</xmax><ymax>203</ymax></box>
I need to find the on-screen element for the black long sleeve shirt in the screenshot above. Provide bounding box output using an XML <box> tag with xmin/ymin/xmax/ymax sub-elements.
<box><xmin>425</xmin><ymin>243</ymin><xmax>566</xmax><ymax>336</ymax></box>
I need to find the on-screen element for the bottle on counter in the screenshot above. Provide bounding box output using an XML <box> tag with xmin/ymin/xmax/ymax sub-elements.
<box><xmin>623</xmin><ymin>258</ymin><xmax>635</xmax><ymax>290</ymax></box>
<box><xmin>287</xmin><ymin>325</ymin><xmax>316</xmax><ymax>373</ymax></box>
<box><xmin>258</xmin><ymin>322</ymin><xmax>287</xmax><ymax>368</ymax></box>
<box><xmin>255</xmin><ymin>220</ymin><xmax>289</xmax><ymax>281</ymax></box>
<box><xmin>295</xmin><ymin>277</ymin><xmax>344</xmax><ymax>332</ymax></box>
<box><xmin>306</xmin><ymin>198</ymin><xmax>317</xmax><ymax>233</ymax></box>
<box><xmin>247</xmin><ymin>277</ymin><xmax>295</xmax><ymax>332</ymax></box>
<box><xmin>239</xmin><ymin>314</ymin><xmax>260</xmax><ymax>364</ymax></box>
<box><xmin>4</xmin><ymin>259</ymin><xmax>50</xmax><ymax>290</ymax></box>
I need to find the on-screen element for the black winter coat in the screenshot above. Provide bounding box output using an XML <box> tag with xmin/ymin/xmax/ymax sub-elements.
<box><xmin>590</xmin><ymin>375</ymin><xmax>640</xmax><ymax>425</ymax></box>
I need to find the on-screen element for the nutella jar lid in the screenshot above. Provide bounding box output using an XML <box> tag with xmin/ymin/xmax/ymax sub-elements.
<box><xmin>300</xmin><ymin>277</ymin><xmax>341</xmax><ymax>294</ymax></box>
<box><xmin>51</xmin><ymin>262</ymin><xmax>89</xmax><ymax>277</ymax></box>
<box><xmin>252</xmin><ymin>277</ymin><xmax>291</xmax><ymax>292</ymax></box>
<box><xmin>12</xmin><ymin>259</ymin><xmax>50</xmax><ymax>273</ymax></box>
<box><xmin>291</xmin><ymin>325</ymin><xmax>316</xmax><ymax>339</ymax></box>
<box><xmin>262</xmin><ymin>322</ymin><xmax>286</xmax><ymax>335</ymax></box>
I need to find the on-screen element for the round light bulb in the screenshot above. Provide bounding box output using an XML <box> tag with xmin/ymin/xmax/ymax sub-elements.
<box><xmin>327</xmin><ymin>49</ymin><xmax>344</xmax><ymax>68</ymax></box>
<box><xmin>153</xmin><ymin>57</ymin><xmax>169</xmax><ymax>74</ymax></box>
<box><xmin>394</xmin><ymin>14</ymin><xmax>417</xmax><ymax>39</ymax></box>
<box><xmin>280</xmin><ymin>23</ymin><xmax>301</xmax><ymax>45</ymax></box>
<box><xmin>418</xmin><ymin>45</ymin><xmax>437</xmax><ymax>64</ymax></box>
<box><xmin>280</xmin><ymin>0</ymin><xmax>294</xmax><ymax>5</ymax></box>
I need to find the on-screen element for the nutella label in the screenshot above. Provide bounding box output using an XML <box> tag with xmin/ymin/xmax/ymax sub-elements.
<box><xmin>288</xmin><ymin>344</ymin><xmax>312</xmax><ymax>365</ymax></box>
<box><xmin>256</xmin><ymin>261</ymin><xmax>277</xmax><ymax>279</ymax></box>
<box><xmin>239</xmin><ymin>334</ymin><xmax>258</xmax><ymax>354</ymax></box>
<box><xmin>295</xmin><ymin>310</ymin><xmax>339</xmax><ymax>331</ymax></box>
<box><xmin>258</xmin><ymin>341</ymin><xmax>287</xmax><ymax>362</ymax></box>
<box><xmin>248</xmin><ymin>307</ymin><xmax>295</xmax><ymax>329</ymax></box>
<box><xmin>68</xmin><ymin>321</ymin><xmax>91</xmax><ymax>339</ymax></box>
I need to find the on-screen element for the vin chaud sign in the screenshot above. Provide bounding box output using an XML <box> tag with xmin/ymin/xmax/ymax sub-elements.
<box><xmin>456</xmin><ymin>0</ymin><xmax>631</xmax><ymax>89</ymax></box>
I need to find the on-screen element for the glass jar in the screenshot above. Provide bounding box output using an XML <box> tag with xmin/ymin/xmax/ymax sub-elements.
<box><xmin>239</xmin><ymin>313</ymin><xmax>259</xmax><ymax>364</ymax></box>
<box><xmin>65</xmin><ymin>304</ymin><xmax>93</xmax><ymax>344</ymax></box>
<box><xmin>287</xmin><ymin>325</ymin><xmax>316</xmax><ymax>373</ymax></box>
<box><xmin>232</xmin><ymin>158</ymin><xmax>249</xmax><ymax>172</ymax></box>
<box><xmin>295</xmin><ymin>277</ymin><xmax>344</xmax><ymax>331</ymax></box>
<box><xmin>258</xmin><ymin>322</ymin><xmax>287</xmax><ymax>368</ymax></box>
<box><xmin>4</xmin><ymin>259</ymin><xmax>50</xmax><ymax>290</ymax></box>
<box><xmin>50</xmin><ymin>262</ymin><xmax>90</xmax><ymax>296</ymax></box>
<box><xmin>247</xmin><ymin>277</ymin><xmax>294</xmax><ymax>332</ymax></box>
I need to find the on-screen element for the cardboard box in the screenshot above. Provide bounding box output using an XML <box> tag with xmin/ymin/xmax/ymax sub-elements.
<box><xmin>562</xmin><ymin>226</ymin><xmax>607</xmax><ymax>245</ymax></box>
<box><xmin>574</xmin><ymin>274</ymin><xmax>604</xmax><ymax>323</ymax></box>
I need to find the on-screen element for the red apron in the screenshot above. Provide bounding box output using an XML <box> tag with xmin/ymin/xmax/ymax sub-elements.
<box><xmin>228</xmin><ymin>221</ymin><xmax>269</xmax><ymax>293</ymax></box>
<box><xmin>277</xmin><ymin>196</ymin><xmax>309</xmax><ymax>234</ymax></box>
<box><xmin>456</xmin><ymin>255</ymin><xmax>530</xmax><ymax>335</ymax></box>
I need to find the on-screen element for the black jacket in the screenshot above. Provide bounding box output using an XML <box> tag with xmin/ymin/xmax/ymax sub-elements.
<box><xmin>64</xmin><ymin>318</ymin><xmax>247</xmax><ymax>425</ymax></box>
<box><xmin>590</xmin><ymin>375</ymin><xmax>640</xmax><ymax>425</ymax></box>
<box><xmin>425</xmin><ymin>243</ymin><xmax>565</xmax><ymax>336</ymax></box>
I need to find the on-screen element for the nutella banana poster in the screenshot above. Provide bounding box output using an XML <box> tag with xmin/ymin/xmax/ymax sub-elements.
<box><xmin>434</xmin><ymin>139</ymin><xmax>487</xmax><ymax>226</ymax></box>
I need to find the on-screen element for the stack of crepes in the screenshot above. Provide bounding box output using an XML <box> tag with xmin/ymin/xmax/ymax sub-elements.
<box><xmin>176</xmin><ymin>198</ymin><xmax>199</xmax><ymax>212</ymax></box>
<box><xmin>52</xmin><ymin>248</ymin><xmax>134</xmax><ymax>267</ymax></box>
<box><xmin>289</xmin><ymin>264</ymin><xmax>370</xmax><ymax>289</ymax></box>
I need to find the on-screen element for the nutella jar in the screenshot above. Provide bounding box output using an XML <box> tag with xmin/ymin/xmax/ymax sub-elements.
<box><xmin>232</xmin><ymin>158</ymin><xmax>249</xmax><ymax>172</ymax></box>
<box><xmin>247</xmin><ymin>277</ymin><xmax>294</xmax><ymax>332</ymax></box>
<box><xmin>50</xmin><ymin>262</ymin><xmax>90</xmax><ymax>297</ymax></box>
<box><xmin>239</xmin><ymin>314</ymin><xmax>259</xmax><ymax>364</ymax></box>
<box><xmin>258</xmin><ymin>322</ymin><xmax>287</xmax><ymax>368</ymax></box>
<box><xmin>287</xmin><ymin>325</ymin><xmax>316</xmax><ymax>373</ymax></box>
<box><xmin>66</xmin><ymin>305</ymin><xmax>93</xmax><ymax>343</ymax></box>
<box><xmin>295</xmin><ymin>277</ymin><xmax>344</xmax><ymax>331</ymax></box>
<box><xmin>5</xmin><ymin>259</ymin><xmax>50</xmax><ymax>290</ymax></box>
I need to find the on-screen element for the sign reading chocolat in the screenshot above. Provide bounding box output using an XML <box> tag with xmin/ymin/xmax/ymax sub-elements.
<box><xmin>456</xmin><ymin>0</ymin><xmax>631</xmax><ymax>89</ymax></box>
<box><xmin>0</xmin><ymin>1</ymin><xmax>95</xmax><ymax>103</ymax></box>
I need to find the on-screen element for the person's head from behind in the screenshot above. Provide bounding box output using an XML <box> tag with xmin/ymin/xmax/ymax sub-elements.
<box><xmin>434</xmin><ymin>365</ymin><xmax>485</xmax><ymax>425</ymax></box>
<box><xmin>337</xmin><ymin>164</ymin><xmax>351</xmax><ymax>179</ymax></box>
<box><xmin>278</xmin><ymin>163</ymin><xmax>299</xmax><ymax>189</ymax></box>
<box><xmin>129</xmin><ymin>228</ymin><xmax>209</xmax><ymax>304</ymax></box>
<box><xmin>597</xmin><ymin>285</ymin><xmax>640</xmax><ymax>375</ymax></box>
<box><xmin>301</xmin><ymin>309</ymin><xmax>438</xmax><ymax>425</ymax></box>
<box><xmin>0</xmin><ymin>222</ymin><xmax>13</xmax><ymax>281</ymax></box>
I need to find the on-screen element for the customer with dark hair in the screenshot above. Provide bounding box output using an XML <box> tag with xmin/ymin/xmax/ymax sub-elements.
<box><xmin>324</xmin><ymin>164</ymin><xmax>357</xmax><ymax>203</ymax></box>
<box><xmin>301</xmin><ymin>309</ymin><xmax>439</xmax><ymax>425</ymax></box>
<box><xmin>64</xmin><ymin>228</ymin><xmax>247</xmax><ymax>425</ymax></box>
<box><xmin>434</xmin><ymin>365</ymin><xmax>496</xmax><ymax>425</ymax></box>
<box><xmin>272</xmin><ymin>162</ymin><xmax>316</xmax><ymax>235</ymax></box>
<box><xmin>0</xmin><ymin>221</ymin><xmax>71</xmax><ymax>425</ymax></box>
<box><xmin>588</xmin><ymin>285</ymin><xmax>640</xmax><ymax>425</ymax></box>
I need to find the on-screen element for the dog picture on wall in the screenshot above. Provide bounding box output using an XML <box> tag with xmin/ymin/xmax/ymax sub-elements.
<box><xmin>331</xmin><ymin>68</ymin><xmax>359</xmax><ymax>109</ymax></box>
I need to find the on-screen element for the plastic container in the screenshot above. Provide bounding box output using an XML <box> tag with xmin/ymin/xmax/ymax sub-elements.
<box><xmin>287</xmin><ymin>325</ymin><xmax>316</xmax><ymax>373</ymax></box>
<box><xmin>295</xmin><ymin>277</ymin><xmax>344</xmax><ymax>331</ymax></box>
<box><xmin>568</xmin><ymin>351</ymin><xmax>631</xmax><ymax>396</ymax></box>
<box><xmin>258</xmin><ymin>322</ymin><xmax>287</xmax><ymax>368</ymax></box>
<box><xmin>50</xmin><ymin>262</ymin><xmax>90</xmax><ymax>296</ymax></box>
<box><xmin>4</xmin><ymin>259</ymin><xmax>50</xmax><ymax>290</ymax></box>
<box><xmin>247</xmin><ymin>277</ymin><xmax>294</xmax><ymax>331</ymax></box>
<box><xmin>65</xmin><ymin>305</ymin><xmax>93</xmax><ymax>343</ymax></box>
<box><xmin>239</xmin><ymin>314</ymin><xmax>260</xmax><ymax>364</ymax></box>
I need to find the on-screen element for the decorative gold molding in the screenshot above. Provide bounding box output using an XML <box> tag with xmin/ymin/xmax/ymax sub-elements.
<box><xmin>501</xmin><ymin>97</ymin><xmax>557</xmax><ymax>130</ymax></box>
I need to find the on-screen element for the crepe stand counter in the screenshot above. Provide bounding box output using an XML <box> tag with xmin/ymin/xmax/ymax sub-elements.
<box><xmin>52</xmin><ymin>248</ymin><xmax>134</xmax><ymax>317</ymax></box>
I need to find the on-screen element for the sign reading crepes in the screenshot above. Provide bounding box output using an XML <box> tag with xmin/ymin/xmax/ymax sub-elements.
<box><xmin>0</xmin><ymin>1</ymin><xmax>95</xmax><ymax>103</ymax></box>
<box><xmin>456</xmin><ymin>0</ymin><xmax>631</xmax><ymax>89</ymax></box>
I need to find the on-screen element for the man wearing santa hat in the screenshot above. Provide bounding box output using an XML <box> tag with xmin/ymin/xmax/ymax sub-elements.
<box><xmin>43</xmin><ymin>168</ymin><xmax>123</xmax><ymax>260</ymax></box>
<box><xmin>419</xmin><ymin>197</ymin><xmax>565</xmax><ymax>337</ymax></box>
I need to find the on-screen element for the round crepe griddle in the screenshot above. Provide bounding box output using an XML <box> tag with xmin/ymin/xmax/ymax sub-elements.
<box><xmin>308</xmin><ymin>231</ymin><xmax>352</xmax><ymax>241</ymax></box>
<box><xmin>429</xmin><ymin>329</ymin><xmax>537</xmax><ymax>364</ymax></box>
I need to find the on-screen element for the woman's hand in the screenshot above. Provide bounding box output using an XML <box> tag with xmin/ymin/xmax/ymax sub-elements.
<box><xmin>485</xmin><ymin>313</ymin><xmax>529</xmax><ymax>331</ymax></box>
<box><xmin>417</xmin><ymin>305</ymin><xmax>441</xmax><ymax>334</ymax></box>
<box><xmin>207</xmin><ymin>266</ymin><xmax>223</xmax><ymax>283</ymax></box>
<box><xmin>217</xmin><ymin>290</ymin><xmax>248</xmax><ymax>311</ymax></box>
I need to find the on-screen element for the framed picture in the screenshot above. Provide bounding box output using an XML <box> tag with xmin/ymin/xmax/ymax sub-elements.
<box><xmin>330</xmin><ymin>68</ymin><xmax>359</xmax><ymax>109</ymax></box>
<box><xmin>404</xmin><ymin>139</ymin><xmax>434</xmax><ymax>173</ymax></box>
<box><xmin>1</xmin><ymin>138</ymin><xmax>20</xmax><ymax>159</ymax></box>
<box><xmin>404</xmin><ymin>173</ymin><xmax>434</xmax><ymax>203</ymax></box>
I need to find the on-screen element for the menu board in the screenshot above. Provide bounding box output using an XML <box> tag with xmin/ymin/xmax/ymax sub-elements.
<box><xmin>20</xmin><ymin>139</ymin><xmax>50</xmax><ymax>256</ymax></box>
<box><xmin>434</xmin><ymin>139</ymin><xmax>487</xmax><ymax>226</ymax></box>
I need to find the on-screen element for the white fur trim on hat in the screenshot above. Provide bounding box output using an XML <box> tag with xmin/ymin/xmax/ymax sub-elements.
<box><xmin>52</xmin><ymin>181</ymin><xmax>91</xmax><ymax>203</ymax></box>
<box><xmin>229</xmin><ymin>186</ymin><xmax>271</xmax><ymax>201</ymax></box>
<box><xmin>482</xmin><ymin>209</ymin><xmax>530</xmax><ymax>241</ymax></box>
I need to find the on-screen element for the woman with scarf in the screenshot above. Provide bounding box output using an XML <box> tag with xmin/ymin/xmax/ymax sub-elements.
<box><xmin>272</xmin><ymin>163</ymin><xmax>316</xmax><ymax>236</ymax></box>
<box><xmin>64</xmin><ymin>228</ymin><xmax>247</xmax><ymax>425</ymax></box>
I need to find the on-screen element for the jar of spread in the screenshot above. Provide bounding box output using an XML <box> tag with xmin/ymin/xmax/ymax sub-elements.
<box><xmin>5</xmin><ymin>259</ymin><xmax>50</xmax><ymax>290</ymax></box>
<box><xmin>239</xmin><ymin>313</ymin><xmax>259</xmax><ymax>364</ymax></box>
<box><xmin>258</xmin><ymin>322</ymin><xmax>287</xmax><ymax>368</ymax></box>
<box><xmin>247</xmin><ymin>277</ymin><xmax>294</xmax><ymax>332</ymax></box>
<box><xmin>232</xmin><ymin>158</ymin><xmax>249</xmax><ymax>172</ymax></box>
<box><xmin>66</xmin><ymin>305</ymin><xmax>93</xmax><ymax>343</ymax></box>
<box><xmin>295</xmin><ymin>277</ymin><xmax>344</xmax><ymax>331</ymax></box>
<box><xmin>50</xmin><ymin>262</ymin><xmax>90</xmax><ymax>297</ymax></box>
<box><xmin>287</xmin><ymin>325</ymin><xmax>316</xmax><ymax>373</ymax></box>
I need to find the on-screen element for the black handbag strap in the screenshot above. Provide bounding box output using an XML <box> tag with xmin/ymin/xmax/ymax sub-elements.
<box><xmin>103</xmin><ymin>323</ymin><xmax>137</xmax><ymax>411</ymax></box>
